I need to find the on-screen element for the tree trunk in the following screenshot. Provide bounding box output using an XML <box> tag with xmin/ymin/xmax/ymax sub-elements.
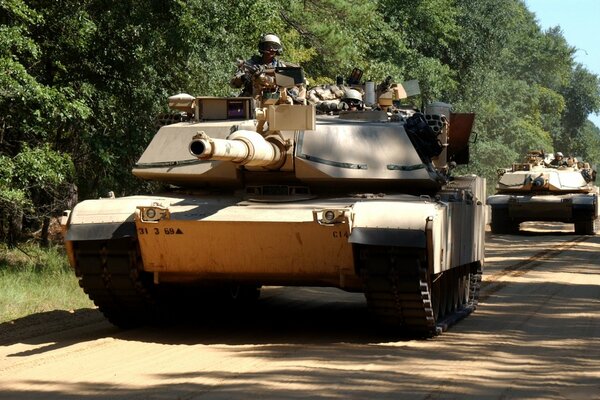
<box><xmin>41</xmin><ymin>216</ymin><xmax>50</xmax><ymax>248</ymax></box>
<box><xmin>7</xmin><ymin>209</ymin><xmax>23</xmax><ymax>247</ymax></box>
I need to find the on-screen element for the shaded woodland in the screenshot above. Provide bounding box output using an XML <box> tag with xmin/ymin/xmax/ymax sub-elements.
<box><xmin>1</xmin><ymin>0</ymin><xmax>599</xmax><ymax>243</ymax></box>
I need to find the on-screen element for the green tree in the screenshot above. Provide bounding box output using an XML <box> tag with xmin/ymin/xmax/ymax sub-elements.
<box><xmin>560</xmin><ymin>64</ymin><xmax>600</xmax><ymax>144</ymax></box>
<box><xmin>0</xmin><ymin>145</ymin><xmax>74</xmax><ymax>245</ymax></box>
<box><xmin>2</xmin><ymin>0</ymin><xmax>600</xmax><ymax>246</ymax></box>
<box><xmin>0</xmin><ymin>0</ymin><xmax>80</xmax><ymax>243</ymax></box>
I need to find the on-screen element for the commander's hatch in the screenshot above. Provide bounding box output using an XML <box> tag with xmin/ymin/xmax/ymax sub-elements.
<box><xmin>258</xmin><ymin>67</ymin><xmax>315</xmax><ymax>131</ymax></box>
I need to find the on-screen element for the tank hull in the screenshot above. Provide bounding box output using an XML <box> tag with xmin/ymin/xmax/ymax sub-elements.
<box><xmin>488</xmin><ymin>193</ymin><xmax>597</xmax><ymax>221</ymax></box>
<box><xmin>488</xmin><ymin>192</ymin><xmax>598</xmax><ymax>234</ymax></box>
<box><xmin>65</xmin><ymin>182</ymin><xmax>485</xmax><ymax>284</ymax></box>
<box><xmin>63</xmin><ymin>176</ymin><xmax>485</xmax><ymax>335</ymax></box>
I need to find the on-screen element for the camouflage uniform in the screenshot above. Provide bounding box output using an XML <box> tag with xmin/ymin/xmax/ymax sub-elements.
<box><xmin>230</xmin><ymin>54</ymin><xmax>287</xmax><ymax>98</ymax></box>
<box><xmin>549</xmin><ymin>152</ymin><xmax>566</xmax><ymax>167</ymax></box>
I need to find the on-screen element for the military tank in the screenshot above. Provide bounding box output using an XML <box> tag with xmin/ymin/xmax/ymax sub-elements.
<box><xmin>487</xmin><ymin>150</ymin><xmax>599</xmax><ymax>234</ymax></box>
<box><xmin>61</xmin><ymin>68</ymin><xmax>485</xmax><ymax>337</ymax></box>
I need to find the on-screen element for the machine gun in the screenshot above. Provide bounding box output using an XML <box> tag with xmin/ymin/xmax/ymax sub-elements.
<box><xmin>236</xmin><ymin>60</ymin><xmax>306</xmax><ymax>106</ymax></box>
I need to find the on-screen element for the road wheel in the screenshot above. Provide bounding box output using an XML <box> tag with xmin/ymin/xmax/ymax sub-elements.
<box><xmin>449</xmin><ymin>269</ymin><xmax>460</xmax><ymax>314</ymax></box>
<box><xmin>463</xmin><ymin>265</ymin><xmax>473</xmax><ymax>308</ymax></box>
<box><xmin>431</xmin><ymin>273</ymin><xmax>442</xmax><ymax>321</ymax></box>
<box><xmin>441</xmin><ymin>271</ymin><xmax>454</xmax><ymax>316</ymax></box>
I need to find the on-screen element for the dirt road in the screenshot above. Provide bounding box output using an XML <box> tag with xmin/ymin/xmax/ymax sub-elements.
<box><xmin>1</xmin><ymin>223</ymin><xmax>599</xmax><ymax>399</ymax></box>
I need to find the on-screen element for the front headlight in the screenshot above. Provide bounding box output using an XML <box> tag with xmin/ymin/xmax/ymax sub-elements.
<box><xmin>313</xmin><ymin>208</ymin><xmax>349</xmax><ymax>225</ymax></box>
<box><xmin>137</xmin><ymin>205</ymin><xmax>169</xmax><ymax>222</ymax></box>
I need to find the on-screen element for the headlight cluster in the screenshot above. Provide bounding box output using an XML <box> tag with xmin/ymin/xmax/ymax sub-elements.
<box><xmin>138</xmin><ymin>206</ymin><xmax>169</xmax><ymax>222</ymax></box>
<box><xmin>313</xmin><ymin>208</ymin><xmax>348</xmax><ymax>225</ymax></box>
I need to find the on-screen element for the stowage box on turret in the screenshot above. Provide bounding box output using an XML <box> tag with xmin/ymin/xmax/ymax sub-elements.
<box><xmin>487</xmin><ymin>150</ymin><xmax>599</xmax><ymax>234</ymax></box>
<box><xmin>61</xmin><ymin>68</ymin><xmax>486</xmax><ymax>337</ymax></box>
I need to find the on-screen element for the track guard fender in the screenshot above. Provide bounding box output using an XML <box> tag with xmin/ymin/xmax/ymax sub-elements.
<box><xmin>349</xmin><ymin>227</ymin><xmax>426</xmax><ymax>248</ymax></box>
<box><xmin>349</xmin><ymin>200</ymin><xmax>445</xmax><ymax>273</ymax></box>
<box><xmin>63</xmin><ymin>196</ymin><xmax>171</xmax><ymax>241</ymax></box>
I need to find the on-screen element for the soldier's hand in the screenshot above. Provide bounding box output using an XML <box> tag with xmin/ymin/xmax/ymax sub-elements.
<box><xmin>253</xmin><ymin>65</ymin><xmax>265</xmax><ymax>76</ymax></box>
<box><xmin>257</xmin><ymin>74</ymin><xmax>275</xmax><ymax>86</ymax></box>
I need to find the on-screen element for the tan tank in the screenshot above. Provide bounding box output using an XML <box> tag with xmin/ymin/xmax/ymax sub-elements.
<box><xmin>487</xmin><ymin>150</ymin><xmax>599</xmax><ymax>234</ymax></box>
<box><xmin>61</xmin><ymin>68</ymin><xmax>486</xmax><ymax>337</ymax></box>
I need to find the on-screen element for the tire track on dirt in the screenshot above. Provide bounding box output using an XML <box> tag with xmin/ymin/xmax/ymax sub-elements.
<box><xmin>479</xmin><ymin>235</ymin><xmax>590</xmax><ymax>302</ymax></box>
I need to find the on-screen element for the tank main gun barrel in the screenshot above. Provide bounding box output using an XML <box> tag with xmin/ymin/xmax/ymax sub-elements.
<box><xmin>189</xmin><ymin>130</ymin><xmax>285</xmax><ymax>168</ymax></box>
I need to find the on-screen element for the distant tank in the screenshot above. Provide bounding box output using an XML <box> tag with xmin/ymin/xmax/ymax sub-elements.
<box><xmin>487</xmin><ymin>150</ymin><xmax>599</xmax><ymax>234</ymax></box>
<box><xmin>61</xmin><ymin>67</ymin><xmax>486</xmax><ymax>337</ymax></box>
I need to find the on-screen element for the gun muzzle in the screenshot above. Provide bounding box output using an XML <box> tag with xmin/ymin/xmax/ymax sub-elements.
<box><xmin>532</xmin><ymin>176</ymin><xmax>545</xmax><ymax>188</ymax></box>
<box><xmin>189</xmin><ymin>139</ymin><xmax>209</xmax><ymax>157</ymax></box>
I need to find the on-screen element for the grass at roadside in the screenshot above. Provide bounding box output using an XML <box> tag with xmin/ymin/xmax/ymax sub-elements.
<box><xmin>0</xmin><ymin>243</ymin><xmax>94</xmax><ymax>323</ymax></box>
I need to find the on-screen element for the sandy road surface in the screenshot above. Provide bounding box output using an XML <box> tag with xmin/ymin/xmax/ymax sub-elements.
<box><xmin>0</xmin><ymin>223</ymin><xmax>599</xmax><ymax>399</ymax></box>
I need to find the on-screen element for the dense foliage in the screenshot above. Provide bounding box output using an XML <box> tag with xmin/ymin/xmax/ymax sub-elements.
<box><xmin>1</xmin><ymin>0</ymin><xmax>599</xmax><ymax>243</ymax></box>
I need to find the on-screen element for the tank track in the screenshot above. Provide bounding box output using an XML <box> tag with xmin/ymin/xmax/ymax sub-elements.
<box><xmin>73</xmin><ymin>239</ymin><xmax>482</xmax><ymax>334</ymax></box>
<box><xmin>359</xmin><ymin>246</ymin><xmax>482</xmax><ymax>337</ymax></box>
<box><xmin>73</xmin><ymin>238</ymin><xmax>157</xmax><ymax>328</ymax></box>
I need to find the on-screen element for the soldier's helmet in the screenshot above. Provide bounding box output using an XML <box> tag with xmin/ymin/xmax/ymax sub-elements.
<box><xmin>259</xmin><ymin>34</ymin><xmax>283</xmax><ymax>55</ymax></box>
<box><xmin>341</xmin><ymin>88</ymin><xmax>364</xmax><ymax>110</ymax></box>
<box><xmin>555</xmin><ymin>151</ymin><xmax>564</xmax><ymax>159</ymax></box>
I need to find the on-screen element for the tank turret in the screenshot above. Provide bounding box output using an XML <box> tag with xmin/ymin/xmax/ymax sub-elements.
<box><xmin>61</xmin><ymin>67</ymin><xmax>486</xmax><ymax>337</ymax></box>
<box><xmin>488</xmin><ymin>150</ymin><xmax>599</xmax><ymax>234</ymax></box>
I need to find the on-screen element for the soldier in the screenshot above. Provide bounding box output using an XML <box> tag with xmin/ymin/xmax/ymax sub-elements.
<box><xmin>549</xmin><ymin>151</ymin><xmax>566</xmax><ymax>167</ymax></box>
<box><xmin>308</xmin><ymin>86</ymin><xmax>367</xmax><ymax>114</ymax></box>
<box><xmin>340</xmin><ymin>88</ymin><xmax>365</xmax><ymax>111</ymax></box>
<box><xmin>230</xmin><ymin>34</ymin><xmax>286</xmax><ymax>98</ymax></box>
<box><xmin>231</xmin><ymin>34</ymin><xmax>305</xmax><ymax>104</ymax></box>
